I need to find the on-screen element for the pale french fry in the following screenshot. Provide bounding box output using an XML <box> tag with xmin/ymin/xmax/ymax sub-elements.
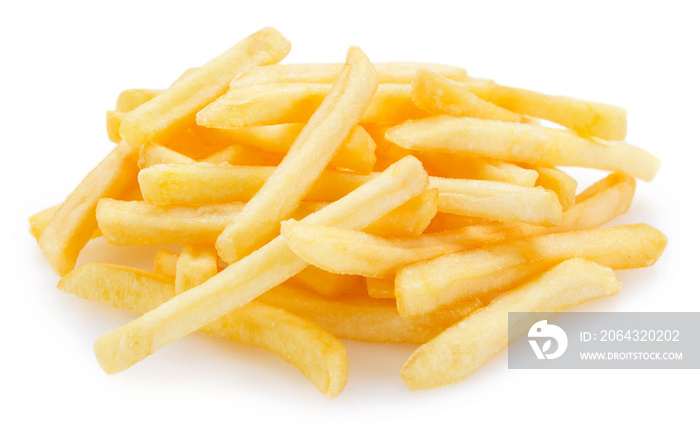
<box><xmin>430</xmin><ymin>177</ymin><xmax>562</xmax><ymax>225</ymax></box>
<box><xmin>365</xmin><ymin>277</ymin><xmax>395</xmax><ymax>299</ymax></box>
<box><xmin>59</xmin><ymin>263</ymin><xmax>347</xmax><ymax>398</ymax></box>
<box><xmin>39</xmin><ymin>142</ymin><xmax>139</xmax><ymax>276</ymax></box>
<box><xmin>487</xmin><ymin>84</ymin><xmax>627</xmax><ymax>140</ymax></box>
<box><xmin>93</xmin><ymin>156</ymin><xmax>429</xmax><ymax>374</ymax></box>
<box><xmin>215</xmin><ymin>47</ymin><xmax>379</xmax><ymax>262</ymax></box>
<box><xmin>530</xmin><ymin>166</ymin><xmax>577</xmax><ymax>210</ymax></box>
<box><xmin>294</xmin><ymin>267</ymin><xmax>364</xmax><ymax>298</ymax></box>
<box><xmin>195</xmin><ymin>124</ymin><xmax>376</xmax><ymax>174</ymax></box>
<box><xmin>258</xmin><ymin>283</ymin><xmax>481</xmax><ymax>344</ymax></box>
<box><xmin>197</xmin><ymin>83</ymin><xmax>424</xmax><ymax>129</ymax></box>
<box><xmin>115</xmin><ymin>89</ymin><xmax>164</xmax><ymax>113</ymax></box>
<box><xmin>200</xmin><ymin>145</ymin><xmax>282</xmax><ymax>166</ymax></box>
<box><xmin>395</xmin><ymin>224</ymin><xmax>667</xmax><ymax>317</ymax></box>
<box><xmin>401</xmin><ymin>258</ymin><xmax>621</xmax><ymax>390</ymax></box>
<box><xmin>154</xmin><ymin>248</ymin><xmax>178</xmax><ymax>277</ymax></box>
<box><xmin>175</xmin><ymin>245</ymin><xmax>218</xmax><ymax>294</ymax></box>
<box><xmin>411</xmin><ymin>68</ymin><xmax>522</xmax><ymax>122</ymax></box>
<box><xmin>230</xmin><ymin>62</ymin><xmax>467</xmax><ymax>86</ymax></box>
<box><xmin>106</xmin><ymin>111</ymin><xmax>124</xmax><ymax>142</ymax></box>
<box><xmin>119</xmin><ymin>28</ymin><xmax>290</xmax><ymax>148</ymax></box>
<box><xmin>386</xmin><ymin>116</ymin><xmax>661</xmax><ymax>182</ymax></box>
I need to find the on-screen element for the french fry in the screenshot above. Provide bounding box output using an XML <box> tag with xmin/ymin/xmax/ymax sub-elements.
<box><xmin>395</xmin><ymin>223</ymin><xmax>667</xmax><ymax>317</ymax></box>
<box><xmin>29</xmin><ymin>205</ymin><xmax>61</xmax><ymax>241</ymax></box>
<box><xmin>106</xmin><ymin>111</ymin><xmax>124</xmax><ymax>142</ymax></box>
<box><xmin>363</xmin><ymin>189</ymin><xmax>437</xmax><ymax>237</ymax></box>
<box><xmin>58</xmin><ymin>263</ymin><xmax>347</xmax><ymax>398</ymax></box>
<box><xmin>284</xmin><ymin>172</ymin><xmax>635</xmax><ymax>281</ymax></box>
<box><xmin>200</xmin><ymin>145</ymin><xmax>282</xmax><ymax>166</ymax></box>
<box><xmin>430</xmin><ymin>177</ymin><xmax>563</xmax><ymax>225</ymax></box>
<box><xmin>386</xmin><ymin>116</ymin><xmax>661</xmax><ymax>181</ymax></box>
<box><xmin>154</xmin><ymin>248</ymin><xmax>179</xmax><ymax>277</ymax></box>
<box><xmin>215</xmin><ymin>47</ymin><xmax>379</xmax><ymax>262</ymax></box>
<box><xmin>486</xmin><ymin>84</ymin><xmax>627</xmax><ymax>140</ymax></box>
<box><xmin>530</xmin><ymin>166</ymin><xmax>577</xmax><ymax>210</ymax></box>
<box><xmin>195</xmin><ymin>124</ymin><xmax>376</xmax><ymax>174</ymax></box>
<box><xmin>119</xmin><ymin>28</ymin><xmax>291</xmax><ymax>148</ymax></box>
<box><xmin>39</xmin><ymin>142</ymin><xmax>139</xmax><ymax>276</ymax></box>
<box><xmin>197</xmin><ymin>83</ymin><xmax>424</xmax><ymax>129</ymax></box>
<box><xmin>93</xmin><ymin>156</ymin><xmax>429</xmax><ymax>374</ymax></box>
<box><xmin>175</xmin><ymin>245</ymin><xmax>218</xmax><ymax>294</ymax></box>
<box><xmin>423</xmin><ymin>213</ymin><xmax>491</xmax><ymax>233</ymax></box>
<box><xmin>230</xmin><ymin>62</ymin><xmax>467</xmax><ymax>86</ymax></box>
<box><xmin>365</xmin><ymin>277</ymin><xmax>395</xmax><ymax>299</ymax></box>
<box><xmin>419</xmin><ymin>151</ymin><xmax>539</xmax><ymax>187</ymax></box>
<box><xmin>258</xmin><ymin>284</ymin><xmax>481</xmax><ymax>344</ymax></box>
<box><xmin>401</xmin><ymin>258</ymin><xmax>621</xmax><ymax>390</ymax></box>
<box><xmin>138</xmin><ymin>142</ymin><xmax>195</xmax><ymax>169</ymax></box>
<box><xmin>115</xmin><ymin>89</ymin><xmax>164</xmax><ymax>113</ymax></box>
<box><xmin>294</xmin><ymin>267</ymin><xmax>364</xmax><ymax>298</ymax></box>
<box><xmin>411</xmin><ymin>68</ymin><xmax>522</xmax><ymax>122</ymax></box>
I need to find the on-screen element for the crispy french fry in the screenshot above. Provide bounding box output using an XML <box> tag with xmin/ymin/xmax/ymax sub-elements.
<box><xmin>430</xmin><ymin>177</ymin><xmax>562</xmax><ymax>225</ymax></box>
<box><xmin>294</xmin><ymin>267</ymin><xmax>364</xmax><ymax>298</ymax></box>
<box><xmin>530</xmin><ymin>166</ymin><xmax>577</xmax><ymax>210</ymax></box>
<box><xmin>258</xmin><ymin>283</ymin><xmax>481</xmax><ymax>344</ymax></box>
<box><xmin>197</xmin><ymin>83</ymin><xmax>424</xmax><ymax>129</ymax></box>
<box><xmin>154</xmin><ymin>248</ymin><xmax>179</xmax><ymax>277</ymax></box>
<box><xmin>411</xmin><ymin>68</ymin><xmax>522</xmax><ymax>122</ymax></box>
<box><xmin>39</xmin><ymin>142</ymin><xmax>139</xmax><ymax>276</ymax></box>
<box><xmin>29</xmin><ymin>205</ymin><xmax>61</xmax><ymax>242</ymax></box>
<box><xmin>396</xmin><ymin>224</ymin><xmax>666</xmax><ymax>317</ymax></box>
<box><xmin>386</xmin><ymin>116</ymin><xmax>661</xmax><ymax>181</ymax></box>
<box><xmin>93</xmin><ymin>156</ymin><xmax>429</xmax><ymax>374</ymax></box>
<box><xmin>487</xmin><ymin>84</ymin><xmax>627</xmax><ymax>140</ymax></box>
<box><xmin>286</xmin><ymin>172</ymin><xmax>635</xmax><ymax>280</ymax></box>
<box><xmin>195</xmin><ymin>124</ymin><xmax>376</xmax><ymax>174</ymax></box>
<box><xmin>175</xmin><ymin>245</ymin><xmax>218</xmax><ymax>294</ymax></box>
<box><xmin>59</xmin><ymin>263</ymin><xmax>347</xmax><ymax>398</ymax></box>
<box><xmin>365</xmin><ymin>277</ymin><xmax>395</xmax><ymax>299</ymax></box>
<box><xmin>401</xmin><ymin>258</ymin><xmax>621</xmax><ymax>390</ymax></box>
<box><xmin>119</xmin><ymin>28</ymin><xmax>291</xmax><ymax>148</ymax></box>
<box><xmin>215</xmin><ymin>47</ymin><xmax>379</xmax><ymax>262</ymax></box>
<box><xmin>363</xmin><ymin>189</ymin><xmax>437</xmax><ymax>237</ymax></box>
<box><xmin>230</xmin><ymin>62</ymin><xmax>467</xmax><ymax>86</ymax></box>
<box><xmin>115</xmin><ymin>89</ymin><xmax>164</xmax><ymax>113</ymax></box>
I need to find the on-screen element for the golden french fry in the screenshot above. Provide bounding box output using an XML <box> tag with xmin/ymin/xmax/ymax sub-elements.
<box><xmin>106</xmin><ymin>110</ymin><xmax>124</xmax><ymax>142</ymax></box>
<box><xmin>115</xmin><ymin>89</ymin><xmax>163</xmax><ymax>113</ymax></box>
<box><xmin>411</xmin><ymin>68</ymin><xmax>522</xmax><ymax>122</ymax></box>
<box><xmin>401</xmin><ymin>258</ymin><xmax>621</xmax><ymax>390</ymax></box>
<box><xmin>197</xmin><ymin>83</ymin><xmax>424</xmax><ymax>129</ymax></box>
<box><xmin>215</xmin><ymin>47</ymin><xmax>379</xmax><ymax>262</ymax></box>
<box><xmin>198</xmin><ymin>124</ymin><xmax>376</xmax><ymax>174</ymax></box>
<box><xmin>423</xmin><ymin>213</ymin><xmax>491</xmax><ymax>233</ymax></box>
<box><xmin>365</xmin><ymin>277</ymin><xmax>395</xmax><ymax>299</ymax></box>
<box><xmin>93</xmin><ymin>156</ymin><xmax>429</xmax><ymax>374</ymax></box>
<box><xmin>396</xmin><ymin>223</ymin><xmax>667</xmax><ymax>317</ymax></box>
<box><xmin>138</xmin><ymin>142</ymin><xmax>195</xmax><ymax>169</ymax></box>
<box><xmin>363</xmin><ymin>189</ymin><xmax>437</xmax><ymax>237</ymax></box>
<box><xmin>258</xmin><ymin>283</ymin><xmax>481</xmax><ymax>344</ymax></box>
<box><xmin>29</xmin><ymin>205</ymin><xmax>61</xmax><ymax>242</ymax></box>
<box><xmin>487</xmin><ymin>84</ymin><xmax>627</xmax><ymax>140</ymax></box>
<box><xmin>530</xmin><ymin>166</ymin><xmax>577</xmax><ymax>210</ymax></box>
<box><xmin>175</xmin><ymin>245</ymin><xmax>218</xmax><ymax>294</ymax></box>
<box><xmin>430</xmin><ymin>177</ymin><xmax>562</xmax><ymax>225</ymax></box>
<box><xmin>230</xmin><ymin>62</ymin><xmax>467</xmax><ymax>86</ymax></box>
<box><xmin>200</xmin><ymin>145</ymin><xmax>282</xmax><ymax>166</ymax></box>
<box><xmin>59</xmin><ymin>263</ymin><xmax>347</xmax><ymax>398</ymax></box>
<box><xmin>154</xmin><ymin>248</ymin><xmax>179</xmax><ymax>277</ymax></box>
<box><xmin>39</xmin><ymin>142</ymin><xmax>139</xmax><ymax>276</ymax></box>
<box><xmin>294</xmin><ymin>267</ymin><xmax>364</xmax><ymax>298</ymax></box>
<box><xmin>386</xmin><ymin>116</ymin><xmax>661</xmax><ymax>182</ymax></box>
<box><xmin>419</xmin><ymin>151</ymin><xmax>539</xmax><ymax>187</ymax></box>
<box><xmin>119</xmin><ymin>28</ymin><xmax>291</xmax><ymax>148</ymax></box>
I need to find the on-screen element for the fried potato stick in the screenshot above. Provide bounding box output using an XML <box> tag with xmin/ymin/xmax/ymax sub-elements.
<box><xmin>215</xmin><ymin>47</ymin><xmax>379</xmax><ymax>262</ymax></box>
<box><xmin>386</xmin><ymin>116</ymin><xmax>661</xmax><ymax>181</ymax></box>
<box><xmin>59</xmin><ymin>263</ymin><xmax>347</xmax><ymax>398</ymax></box>
<box><xmin>395</xmin><ymin>223</ymin><xmax>666</xmax><ymax>317</ymax></box>
<box><xmin>39</xmin><ymin>142</ymin><xmax>139</xmax><ymax>276</ymax></box>
<box><xmin>93</xmin><ymin>156</ymin><xmax>428</xmax><ymax>374</ymax></box>
<box><xmin>401</xmin><ymin>258</ymin><xmax>621</xmax><ymax>390</ymax></box>
<box><xmin>119</xmin><ymin>28</ymin><xmax>291</xmax><ymax>148</ymax></box>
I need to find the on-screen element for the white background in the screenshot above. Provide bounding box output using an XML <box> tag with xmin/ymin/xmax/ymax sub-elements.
<box><xmin>2</xmin><ymin>1</ymin><xmax>698</xmax><ymax>425</ymax></box>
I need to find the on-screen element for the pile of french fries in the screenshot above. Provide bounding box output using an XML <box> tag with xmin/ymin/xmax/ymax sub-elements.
<box><xmin>30</xmin><ymin>27</ymin><xmax>667</xmax><ymax>397</ymax></box>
